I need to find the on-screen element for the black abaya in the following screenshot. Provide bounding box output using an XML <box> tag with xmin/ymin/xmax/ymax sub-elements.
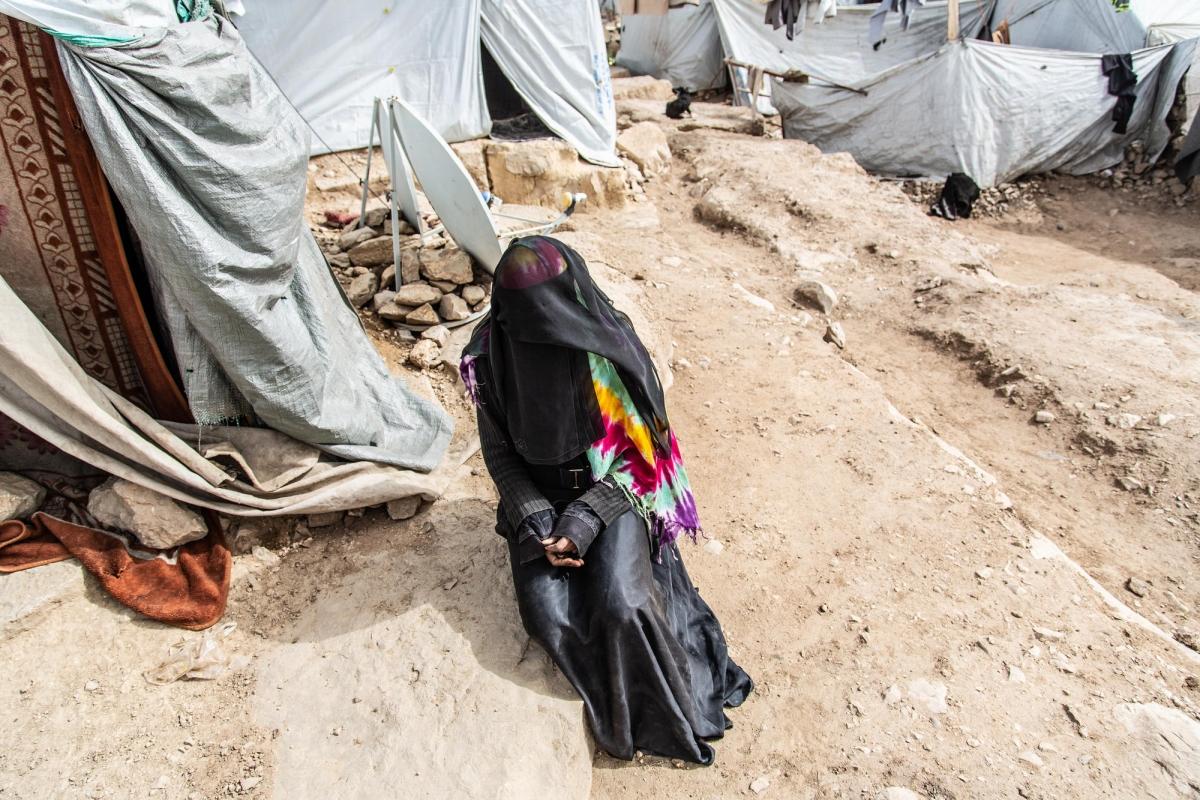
<box><xmin>502</xmin><ymin>490</ymin><xmax>752</xmax><ymax>764</ymax></box>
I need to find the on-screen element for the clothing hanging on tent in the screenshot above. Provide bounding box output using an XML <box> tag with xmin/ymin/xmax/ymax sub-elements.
<box><xmin>1102</xmin><ymin>53</ymin><xmax>1138</xmax><ymax>134</ymax></box>
<box><xmin>869</xmin><ymin>0</ymin><xmax>926</xmax><ymax>48</ymax></box>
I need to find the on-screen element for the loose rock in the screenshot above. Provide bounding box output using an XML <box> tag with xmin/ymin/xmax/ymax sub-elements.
<box><xmin>1116</xmin><ymin>475</ymin><xmax>1145</xmax><ymax>492</ymax></box>
<box><xmin>406</xmin><ymin>303</ymin><xmax>441</xmax><ymax>327</ymax></box>
<box><xmin>616</xmin><ymin>122</ymin><xmax>672</xmax><ymax>176</ymax></box>
<box><xmin>408</xmin><ymin>339</ymin><xmax>442</xmax><ymax>369</ymax></box>
<box><xmin>400</xmin><ymin>250</ymin><xmax>422</xmax><ymax>284</ymax></box>
<box><xmin>1108</xmin><ymin>413</ymin><xmax>1142</xmax><ymax>429</ymax></box>
<box><xmin>347</xmin><ymin>236</ymin><xmax>395</xmax><ymax>268</ymax></box>
<box><xmin>306</xmin><ymin>511</ymin><xmax>343</xmax><ymax>528</ymax></box>
<box><xmin>0</xmin><ymin>472</ymin><xmax>46</xmax><ymax>520</ymax></box>
<box><xmin>386</xmin><ymin>496</ymin><xmax>422</xmax><ymax>521</ymax></box>
<box><xmin>377</xmin><ymin>302</ymin><xmax>415</xmax><ymax>323</ymax></box>
<box><xmin>395</xmin><ymin>282</ymin><xmax>443</xmax><ymax>307</ymax></box>
<box><xmin>438</xmin><ymin>293</ymin><xmax>471</xmax><ymax>322</ymax></box>
<box><xmin>1034</xmin><ymin>410</ymin><xmax>1055</xmax><ymax>424</ymax></box>
<box><xmin>824</xmin><ymin>322</ymin><xmax>846</xmax><ymax>349</ymax></box>
<box><xmin>372</xmin><ymin>290</ymin><xmax>396</xmax><ymax>312</ymax></box>
<box><xmin>420</xmin><ymin>248</ymin><xmax>474</xmax><ymax>285</ymax></box>
<box><xmin>421</xmin><ymin>324</ymin><xmax>450</xmax><ymax>347</ymax></box>
<box><xmin>251</xmin><ymin>546</ymin><xmax>281</xmax><ymax>568</ymax></box>
<box><xmin>793</xmin><ymin>279</ymin><xmax>838</xmax><ymax>315</ymax></box>
<box><xmin>462</xmin><ymin>285</ymin><xmax>487</xmax><ymax>306</ymax></box>
<box><xmin>749</xmin><ymin>775</ymin><xmax>770</xmax><ymax>794</ymax></box>
<box><xmin>87</xmin><ymin>478</ymin><xmax>207</xmax><ymax>549</ymax></box>
<box><xmin>338</xmin><ymin>226</ymin><xmax>376</xmax><ymax>251</ymax></box>
<box><xmin>347</xmin><ymin>272</ymin><xmax>379</xmax><ymax>308</ymax></box>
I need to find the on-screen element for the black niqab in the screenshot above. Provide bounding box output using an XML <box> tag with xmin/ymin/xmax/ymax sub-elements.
<box><xmin>464</xmin><ymin>236</ymin><xmax>670</xmax><ymax>465</ymax></box>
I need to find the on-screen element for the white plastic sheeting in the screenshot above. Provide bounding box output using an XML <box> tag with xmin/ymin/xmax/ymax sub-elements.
<box><xmin>0</xmin><ymin>271</ymin><xmax>473</xmax><ymax>517</ymax></box>
<box><xmin>1129</xmin><ymin>0</ymin><xmax>1200</xmax><ymax>46</ymax></box>
<box><xmin>773</xmin><ymin>38</ymin><xmax>1197</xmax><ymax>187</ymax></box>
<box><xmin>0</xmin><ymin>0</ymin><xmax>174</xmax><ymax>42</ymax></box>
<box><xmin>237</xmin><ymin>0</ymin><xmax>490</xmax><ymax>152</ymax></box>
<box><xmin>58</xmin><ymin>15</ymin><xmax>454</xmax><ymax>471</ymax></box>
<box><xmin>616</xmin><ymin>0</ymin><xmax>728</xmax><ymax>91</ymax></box>
<box><xmin>992</xmin><ymin>0</ymin><xmax>1145</xmax><ymax>53</ymax></box>
<box><xmin>711</xmin><ymin>0</ymin><xmax>991</xmax><ymax>80</ymax></box>
<box><xmin>481</xmin><ymin>0</ymin><xmax>619</xmax><ymax>167</ymax></box>
<box><xmin>993</xmin><ymin>0</ymin><xmax>1200</xmax><ymax>135</ymax></box>
<box><xmin>235</xmin><ymin>0</ymin><xmax>618</xmax><ymax>164</ymax></box>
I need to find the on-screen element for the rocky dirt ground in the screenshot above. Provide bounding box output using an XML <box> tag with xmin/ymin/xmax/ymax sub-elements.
<box><xmin>2</xmin><ymin>98</ymin><xmax>1199</xmax><ymax>800</ymax></box>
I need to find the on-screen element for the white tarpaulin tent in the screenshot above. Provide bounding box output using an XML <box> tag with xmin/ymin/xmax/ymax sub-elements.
<box><xmin>616</xmin><ymin>0</ymin><xmax>728</xmax><ymax>91</ymax></box>
<box><xmin>712</xmin><ymin>0</ymin><xmax>991</xmax><ymax>80</ymax></box>
<box><xmin>993</xmin><ymin>0</ymin><xmax>1200</xmax><ymax>132</ymax></box>
<box><xmin>773</xmin><ymin>37</ymin><xmax>1197</xmax><ymax>186</ymax></box>
<box><xmin>236</xmin><ymin>0</ymin><xmax>620</xmax><ymax>166</ymax></box>
<box><xmin>0</xmin><ymin>0</ymin><xmax>458</xmax><ymax>490</ymax></box>
<box><xmin>614</xmin><ymin>0</ymin><xmax>990</xmax><ymax>98</ymax></box>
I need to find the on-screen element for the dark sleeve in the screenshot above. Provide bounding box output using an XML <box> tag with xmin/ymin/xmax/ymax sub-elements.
<box><xmin>576</xmin><ymin>480</ymin><xmax>631</xmax><ymax>527</ymax></box>
<box><xmin>477</xmin><ymin>408</ymin><xmax>553</xmax><ymax>531</ymax></box>
<box><xmin>555</xmin><ymin>503</ymin><xmax>603</xmax><ymax>558</ymax></box>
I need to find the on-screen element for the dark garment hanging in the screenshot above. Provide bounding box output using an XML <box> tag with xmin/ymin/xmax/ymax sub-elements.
<box><xmin>764</xmin><ymin>0</ymin><xmax>805</xmax><ymax>41</ymax></box>
<box><xmin>1101</xmin><ymin>54</ymin><xmax>1137</xmax><ymax>135</ymax></box>
<box><xmin>930</xmin><ymin>172</ymin><xmax>981</xmax><ymax>221</ymax></box>
<box><xmin>501</xmin><ymin>468</ymin><xmax>753</xmax><ymax>765</ymax></box>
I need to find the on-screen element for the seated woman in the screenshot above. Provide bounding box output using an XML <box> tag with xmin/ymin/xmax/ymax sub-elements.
<box><xmin>460</xmin><ymin>235</ymin><xmax>752</xmax><ymax>765</ymax></box>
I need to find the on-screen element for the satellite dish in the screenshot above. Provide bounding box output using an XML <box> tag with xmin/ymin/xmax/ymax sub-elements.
<box><xmin>380</xmin><ymin>101</ymin><xmax>426</xmax><ymax>236</ymax></box>
<box><xmin>389</xmin><ymin>98</ymin><xmax>504</xmax><ymax>273</ymax></box>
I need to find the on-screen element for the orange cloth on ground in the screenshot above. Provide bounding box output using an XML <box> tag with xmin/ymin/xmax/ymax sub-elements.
<box><xmin>0</xmin><ymin>512</ymin><xmax>230</xmax><ymax>630</ymax></box>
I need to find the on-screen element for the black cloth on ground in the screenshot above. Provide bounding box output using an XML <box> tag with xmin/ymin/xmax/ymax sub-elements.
<box><xmin>930</xmin><ymin>172</ymin><xmax>981</xmax><ymax>220</ymax></box>
<box><xmin>1101</xmin><ymin>54</ymin><xmax>1137</xmax><ymax>135</ymax></box>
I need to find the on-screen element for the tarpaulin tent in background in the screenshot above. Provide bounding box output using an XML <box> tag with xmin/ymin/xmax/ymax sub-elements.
<box><xmin>616</xmin><ymin>0</ymin><xmax>728</xmax><ymax>92</ymax></box>
<box><xmin>0</xmin><ymin>3</ymin><xmax>454</xmax><ymax>474</ymax></box>
<box><xmin>773</xmin><ymin>38</ymin><xmax>1196</xmax><ymax>186</ymax></box>
<box><xmin>754</xmin><ymin>0</ymin><xmax>1198</xmax><ymax>186</ymax></box>
<box><xmin>234</xmin><ymin>0</ymin><xmax>620</xmax><ymax>166</ymax></box>
<box><xmin>615</xmin><ymin>0</ymin><xmax>990</xmax><ymax>105</ymax></box>
<box><xmin>994</xmin><ymin>0</ymin><xmax>1200</xmax><ymax>133</ymax></box>
<box><xmin>711</xmin><ymin>0</ymin><xmax>991</xmax><ymax>80</ymax></box>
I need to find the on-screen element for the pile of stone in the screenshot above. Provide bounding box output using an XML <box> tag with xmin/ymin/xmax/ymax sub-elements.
<box><xmin>900</xmin><ymin>177</ymin><xmax>1048</xmax><ymax>219</ymax></box>
<box><xmin>1092</xmin><ymin>138</ymin><xmax>1195</xmax><ymax>206</ymax></box>
<box><xmin>320</xmin><ymin>207</ymin><xmax>492</xmax><ymax>331</ymax></box>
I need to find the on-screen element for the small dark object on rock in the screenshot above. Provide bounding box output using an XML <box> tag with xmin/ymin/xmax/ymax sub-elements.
<box><xmin>1186</xmin><ymin>676</ymin><xmax>1199</xmax><ymax>690</ymax></box>
<box><xmin>1176</xmin><ymin>630</ymin><xmax>1199</xmax><ymax>652</ymax></box>
<box><xmin>665</xmin><ymin>87</ymin><xmax>693</xmax><ymax>120</ymax></box>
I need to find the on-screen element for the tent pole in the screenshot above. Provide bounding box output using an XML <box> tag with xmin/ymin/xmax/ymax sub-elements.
<box><xmin>947</xmin><ymin>0</ymin><xmax>960</xmax><ymax>40</ymax></box>
<box><xmin>386</xmin><ymin>100</ymin><xmax>404</xmax><ymax>290</ymax></box>
<box><xmin>358</xmin><ymin>98</ymin><xmax>380</xmax><ymax>230</ymax></box>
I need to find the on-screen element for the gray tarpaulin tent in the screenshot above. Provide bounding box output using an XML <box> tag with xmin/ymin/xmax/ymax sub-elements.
<box><xmin>0</xmin><ymin>1</ymin><xmax>457</xmax><ymax>512</ymax></box>
<box><xmin>234</xmin><ymin>0</ymin><xmax>620</xmax><ymax>166</ymax></box>
<box><xmin>765</xmin><ymin>0</ymin><xmax>1198</xmax><ymax>185</ymax></box>
<box><xmin>773</xmin><ymin>37</ymin><xmax>1195</xmax><ymax>186</ymax></box>
<box><xmin>614</xmin><ymin>0</ymin><xmax>990</xmax><ymax>98</ymax></box>
<box><xmin>616</xmin><ymin>0</ymin><xmax>728</xmax><ymax>91</ymax></box>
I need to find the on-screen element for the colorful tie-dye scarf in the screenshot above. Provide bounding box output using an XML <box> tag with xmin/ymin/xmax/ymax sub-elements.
<box><xmin>584</xmin><ymin>353</ymin><xmax>701</xmax><ymax>546</ymax></box>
